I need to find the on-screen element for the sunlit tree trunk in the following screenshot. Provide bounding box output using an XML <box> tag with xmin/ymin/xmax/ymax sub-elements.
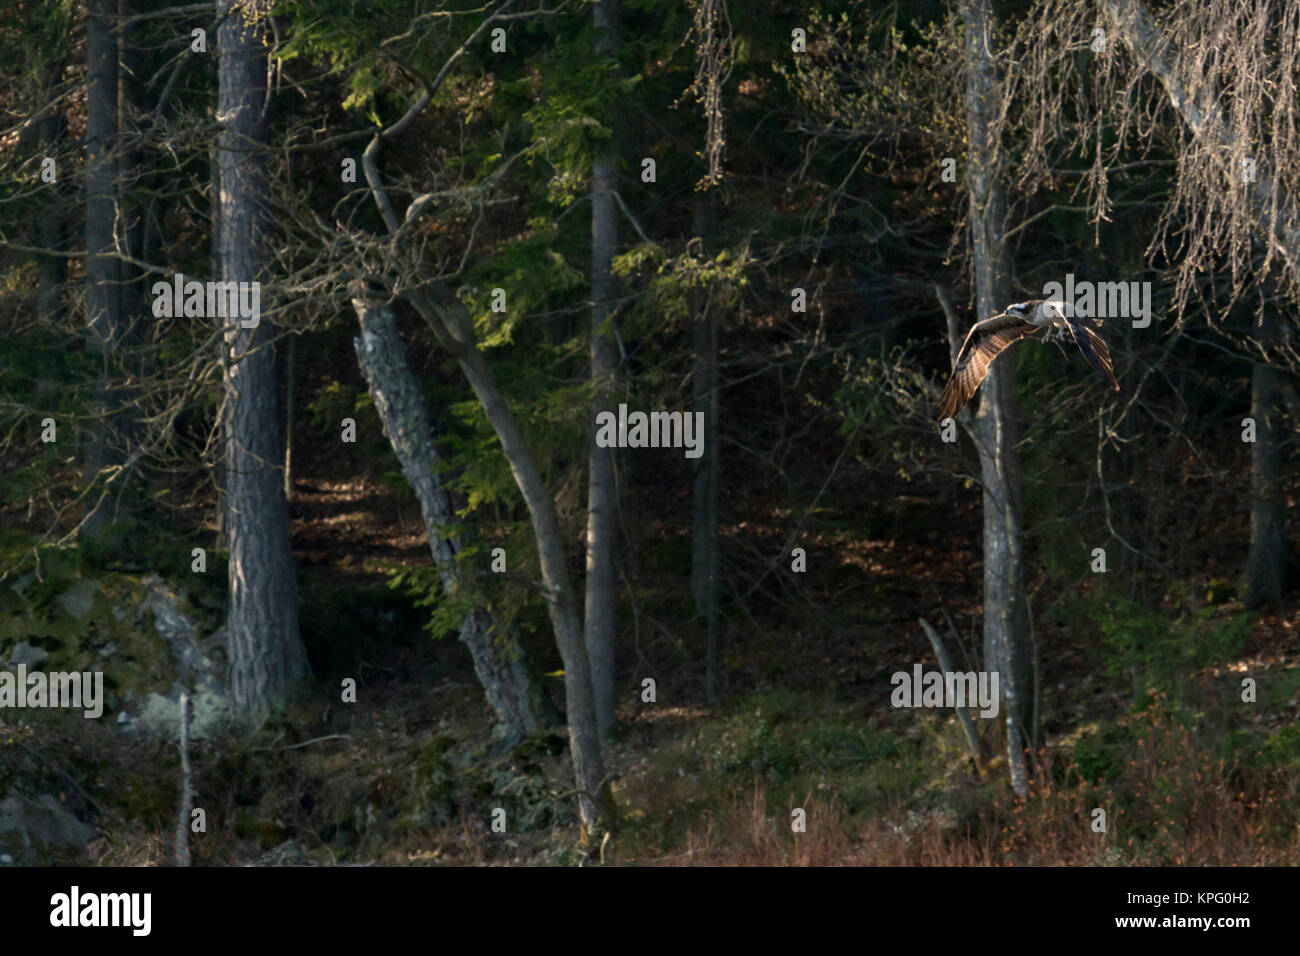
<box><xmin>960</xmin><ymin>0</ymin><xmax>1031</xmax><ymax>799</ymax></box>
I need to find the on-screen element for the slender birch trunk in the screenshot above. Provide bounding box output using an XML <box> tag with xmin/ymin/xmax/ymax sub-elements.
<box><xmin>960</xmin><ymin>0</ymin><xmax>1031</xmax><ymax>799</ymax></box>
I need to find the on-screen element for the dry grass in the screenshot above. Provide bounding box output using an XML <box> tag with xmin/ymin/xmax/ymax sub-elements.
<box><xmin>626</xmin><ymin>693</ymin><xmax>1300</xmax><ymax>867</ymax></box>
<box><xmin>9</xmin><ymin>676</ymin><xmax>1299</xmax><ymax>867</ymax></box>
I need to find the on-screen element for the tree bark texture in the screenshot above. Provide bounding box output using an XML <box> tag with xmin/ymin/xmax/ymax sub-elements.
<box><xmin>219</xmin><ymin>0</ymin><xmax>310</xmax><ymax>723</ymax></box>
<box><xmin>961</xmin><ymin>0</ymin><xmax>1031</xmax><ymax>799</ymax></box>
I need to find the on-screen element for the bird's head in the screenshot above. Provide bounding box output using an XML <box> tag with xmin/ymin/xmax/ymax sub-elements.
<box><xmin>1005</xmin><ymin>299</ymin><xmax>1042</xmax><ymax>318</ymax></box>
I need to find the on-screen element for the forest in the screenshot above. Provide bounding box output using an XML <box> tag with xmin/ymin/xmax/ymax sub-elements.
<box><xmin>0</xmin><ymin>0</ymin><xmax>1297</xmax><ymax>872</ymax></box>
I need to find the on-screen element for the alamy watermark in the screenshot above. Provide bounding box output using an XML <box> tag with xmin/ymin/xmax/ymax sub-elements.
<box><xmin>1042</xmin><ymin>273</ymin><xmax>1151</xmax><ymax>328</ymax></box>
<box><xmin>0</xmin><ymin>665</ymin><xmax>104</xmax><ymax>719</ymax></box>
<box><xmin>151</xmin><ymin>272</ymin><xmax>260</xmax><ymax>328</ymax></box>
<box><xmin>594</xmin><ymin>404</ymin><xmax>705</xmax><ymax>459</ymax></box>
<box><xmin>891</xmin><ymin>664</ymin><xmax>1000</xmax><ymax>718</ymax></box>
<box><xmin>50</xmin><ymin>886</ymin><xmax>150</xmax><ymax>936</ymax></box>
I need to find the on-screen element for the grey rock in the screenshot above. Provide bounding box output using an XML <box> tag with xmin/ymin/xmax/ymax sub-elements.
<box><xmin>0</xmin><ymin>790</ymin><xmax>94</xmax><ymax>863</ymax></box>
<box><xmin>139</xmin><ymin>577</ymin><xmax>205</xmax><ymax>671</ymax></box>
<box><xmin>8</xmin><ymin>640</ymin><xmax>48</xmax><ymax>668</ymax></box>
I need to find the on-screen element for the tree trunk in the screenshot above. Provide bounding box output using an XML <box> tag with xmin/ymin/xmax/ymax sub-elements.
<box><xmin>961</xmin><ymin>0</ymin><xmax>1031</xmax><ymax>799</ymax></box>
<box><xmin>691</xmin><ymin>192</ymin><xmax>722</xmax><ymax>703</ymax></box>
<box><xmin>112</xmin><ymin>0</ymin><xmax>148</xmax><ymax>503</ymax></box>
<box><xmin>117</xmin><ymin>0</ymin><xmax>145</xmax><ymax>329</ymax></box>
<box><xmin>284</xmin><ymin>333</ymin><xmax>295</xmax><ymax>499</ymax></box>
<box><xmin>585</xmin><ymin>0</ymin><xmax>620</xmax><ymax>739</ymax></box>
<box><xmin>219</xmin><ymin>0</ymin><xmax>309</xmax><ymax>723</ymax></box>
<box><xmin>37</xmin><ymin>59</ymin><xmax>67</xmax><ymax>327</ymax></box>
<box><xmin>212</xmin><ymin>138</ymin><xmax>226</xmax><ymax>551</ymax></box>
<box><xmin>83</xmin><ymin>0</ymin><xmax>122</xmax><ymax>536</ymax></box>
<box><xmin>1246</xmin><ymin>309</ymin><xmax>1287</xmax><ymax>607</ymax></box>
<box><xmin>405</xmin><ymin>283</ymin><xmax>612</xmax><ymax>833</ymax></box>
<box><xmin>358</xmin><ymin>65</ymin><xmax>610</xmax><ymax>829</ymax></box>
<box><xmin>351</xmin><ymin>291</ymin><xmax>559</xmax><ymax>746</ymax></box>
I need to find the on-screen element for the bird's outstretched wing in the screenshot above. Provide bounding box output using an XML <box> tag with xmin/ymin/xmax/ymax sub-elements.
<box><xmin>1063</xmin><ymin>312</ymin><xmax>1119</xmax><ymax>391</ymax></box>
<box><xmin>939</xmin><ymin>312</ymin><xmax>1041</xmax><ymax>420</ymax></box>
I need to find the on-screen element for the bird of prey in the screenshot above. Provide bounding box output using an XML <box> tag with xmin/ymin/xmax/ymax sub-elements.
<box><xmin>938</xmin><ymin>298</ymin><xmax>1119</xmax><ymax>420</ymax></box>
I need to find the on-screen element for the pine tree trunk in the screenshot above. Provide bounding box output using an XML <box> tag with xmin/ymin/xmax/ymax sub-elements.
<box><xmin>284</xmin><ymin>334</ymin><xmax>295</xmax><ymax>499</ymax></box>
<box><xmin>212</xmin><ymin>139</ymin><xmax>226</xmax><ymax>551</ymax></box>
<box><xmin>219</xmin><ymin>0</ymin><xmax>309</xmax><ymax>723</ymax></box>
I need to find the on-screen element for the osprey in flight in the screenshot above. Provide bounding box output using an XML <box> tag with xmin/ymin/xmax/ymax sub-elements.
<box><xmin>939</xmin><ymin>299</ymin><xmax>1119</xmax><ymax>420</ymax></box>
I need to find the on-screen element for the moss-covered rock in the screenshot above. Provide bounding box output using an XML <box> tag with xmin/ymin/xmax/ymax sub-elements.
<box><xmin>1</xmin><ymin>536</ymin><xmax>230</xmax><ymax>739</ymax></box>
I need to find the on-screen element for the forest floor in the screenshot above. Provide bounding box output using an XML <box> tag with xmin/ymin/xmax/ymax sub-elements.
<box><xmin>4</xmin><ymin>421</ymin><xmax>1300</xmax><ymax>866</ymax></box>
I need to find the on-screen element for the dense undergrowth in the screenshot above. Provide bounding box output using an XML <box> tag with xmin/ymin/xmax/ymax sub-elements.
<box><xmin>4</xmin><ymin>591</ymin><xmax>1297</xmax><ymax>866</ymax></box>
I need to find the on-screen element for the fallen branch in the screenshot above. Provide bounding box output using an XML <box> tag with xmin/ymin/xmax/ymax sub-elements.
<box><xmin>919</xmin><ymin>618</ymin><xmax>987</xmax><ymax>767</ymax></box>
<box><xmin>250</xmin><ymin>734</ymin><xmax>353</xmax><ymax>754</ymax></box>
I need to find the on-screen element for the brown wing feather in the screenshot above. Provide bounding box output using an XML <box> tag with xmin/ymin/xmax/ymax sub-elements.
<box><xmin>1063</xmin><ymin>313</ymin><xmax>1119</xmax><ymax>391</ymax></box>
<box><xmin>939</xmin><ymin>314</ymin><xmax>1041</xmax><ymax>420</ymax></box>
